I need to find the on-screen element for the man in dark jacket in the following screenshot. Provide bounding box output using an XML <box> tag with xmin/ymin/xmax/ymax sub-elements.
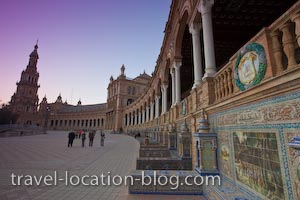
<box><xmin>89</xmin><ymin>130</ymin><xmax>95</xmax><ymax>147</ymax></box>
<box><xmin>81</xmin><ymin>131</ymin><xmax>86</xmax><ymax>147</ymax></box>
<box><xmin>68</xmin><ymin>131</ymin><xmax>75</xmax><ymax>147</ymax></box>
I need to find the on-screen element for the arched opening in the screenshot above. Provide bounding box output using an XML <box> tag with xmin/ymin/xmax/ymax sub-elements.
<box><xmin>127</xmin><ymin>99</ymin><xmax>134</xmax><ymax>105</ymax></box>
<box><xmin>180</xmin><ymin>25</ymin><xmax>194</xmax><ymax>100</ymax></box>
<box><xmin>175</xmin><ymin>11</ymin><xmax>194</xmax><ymax>101</ymax></box>
<box><xmin>125</xmin><ymin>114</ymin><xmax>128</xmax><ymax>126</ymax></box>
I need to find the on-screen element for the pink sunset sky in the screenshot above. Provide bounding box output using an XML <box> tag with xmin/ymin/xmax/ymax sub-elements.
<box><xmin>0</xmin><ymin>0</ymin><xmax>171</xmax><ymax>105</ymax></box>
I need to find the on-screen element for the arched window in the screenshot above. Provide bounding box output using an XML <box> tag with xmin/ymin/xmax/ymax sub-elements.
<box><xmin>127</xmin><ymin>99</ymin><xmax>134</xmax><ymax>105</ymax></box>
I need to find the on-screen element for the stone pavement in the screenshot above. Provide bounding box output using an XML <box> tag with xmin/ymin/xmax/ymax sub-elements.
<box><xmin>0</xmin><ymin>131</ymin><xmax>205</xmax><ymax>200</ymax></box>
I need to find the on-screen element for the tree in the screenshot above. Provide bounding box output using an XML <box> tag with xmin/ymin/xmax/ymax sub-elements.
<box><xmin>0</xmin><ymin>104</ymin><xmax>18</xmax><ymax>124</ymax></box>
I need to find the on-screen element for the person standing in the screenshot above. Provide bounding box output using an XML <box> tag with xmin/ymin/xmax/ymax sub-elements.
<box><xmin>68</xmin><ymin>130</ymin><xmax>75</xmax><ymax>147</ymax></box>
<box><xmin>81</xmin><ymin>131</ymin><xmax>86</xmax><ymax>147</ymax></box>
<box><xmin>100</xmin><ymin>132</ymin><xmax>105</xmax><ymax>146</ymax></box>
<box><xmin>89</xmin><ymin>130</ymin><xmax>95</xmax><ymax>147</ymax></box>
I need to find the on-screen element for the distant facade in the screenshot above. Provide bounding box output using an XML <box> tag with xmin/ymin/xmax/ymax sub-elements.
<box><xmin>10</xmin><ymin>47</ymin><xmax>151</xmax><ymax>131</ymax></box>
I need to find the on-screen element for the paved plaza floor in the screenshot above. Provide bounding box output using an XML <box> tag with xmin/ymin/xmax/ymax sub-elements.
<box><xmin>0</xmin><ymin>131</ymin><xmax>205</xmax><ymax>200</ymax></box>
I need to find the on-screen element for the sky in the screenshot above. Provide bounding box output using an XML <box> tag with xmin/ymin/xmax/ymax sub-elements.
<box><xmin>0</xmin><ymin>0</ymin><xmax>171</xmax><ymax>105</ymax></box>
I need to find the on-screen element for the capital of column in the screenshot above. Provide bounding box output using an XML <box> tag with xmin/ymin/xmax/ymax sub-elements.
<box><xmin>189</xmin><ymin>22</ymin><xmax>201</xmax><ymax>35</ymax></box>
<box><xmin>170</xmin><ymin>67</ymin><xmax>175</xmax><ymax>76</ymax></box>
<box><xmin>198</xmin><ymin>0</ymin><xmax>214</xmax><ymax>15</ymax></box>
<box><xmin>174</xmin><ymin>61</ymin><xmax>182</xmax><ymax>70</ymax></box>
<box><xmin>161</xmin><ymin>84</ymin><xmax>168</xmax><ymax>91</ymax></box>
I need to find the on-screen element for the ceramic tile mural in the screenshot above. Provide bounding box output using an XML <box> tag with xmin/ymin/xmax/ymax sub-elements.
<box><xmin>207</xmin><ymin>92</ymin><xmax>300</xmax><ymax>199</ymax></box>
<box><xmin>218</xmin><ymin>131</ymin><xmax>233</xmax><ymax>178</ymax></box>
<box><xmin>284</xmin><ymin>129</ymin><xmax>300</xmax><ymax>199</ymax></box>
<box><xmin>233</xmin><ymin>132</ymin><xmax>283</xmax><ymax>199</ymax></box>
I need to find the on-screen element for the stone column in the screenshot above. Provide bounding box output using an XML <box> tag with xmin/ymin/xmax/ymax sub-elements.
<box><xmin>135</xmin><ymin>113</ymin><xmax>138</xmax><ymax>125</ymax></box>
<box><xmin>131</xmin><ymin>113</ymin><xmax>134</xmax><ymax>126</ymax></box>
<box><xmin>142</xmin><ymin>108</ymin><xmax>145</xmax><ymax>124</ymax></box>
<box><xmin>150</xmin><ymin>102</ymin><xmax>154</xmax><ymax>121</ymax></box>
<box><xmin>139</xmin><ymin>110</ymin><xmax>142</xmax><ymax>124</ymax></box>
<box><xmin>126</xmin><ymin>114</ymin><xmax>130</xmax><ymax>126</ymax></box>
<box><xmin>161</xmin><ymin>84</ymin><xmax>168</xmax><ymax>114</ymax></box>
<box><xmin>198</xmin><ymin>0</ymin><xmax>216</xmax><ymax>78</ymax></box>
<box><xmin>161</xmin><ymin>86</ymin><xmax>165</xmax><ymax>114</ymax></box>
<box><xmin>155</xmin><ymin>95</ymin><xmax>160</xmax><ymax>118</ymax></box>
<box><xmin>189</xmin><ymin>22</ymin><xmax>203</xmax><ymax>88</ymax></box>
<box><xmin>170</xmin><ymin>68</ymin><xmax>176</xmax><ymax>106</ymax></box>
<box><xmin>146</xmin><ymin>106</ymin><xmax>149</xmax><ymax>122</ymax></box>
<box><xmin>174</xmin><ymin>61</ymin><xmax>182</xmax><ymax>104</ymax></box>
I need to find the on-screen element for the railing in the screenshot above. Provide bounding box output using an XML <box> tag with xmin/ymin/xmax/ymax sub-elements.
<box><xmin>213</xmin><ymin>1</ymin><xmax>300</xmax><ymax>103</ymax></box>
<box><xmin>269</xmin><ymin>4</ymin><xmax>300</xmax><ymax>74</ymax></box>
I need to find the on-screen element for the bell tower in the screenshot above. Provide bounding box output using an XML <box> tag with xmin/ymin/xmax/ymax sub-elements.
<box><xmin>10</xmin><ymin>43</ymin><xmax>40</xmax><ymax>125</ymax></box>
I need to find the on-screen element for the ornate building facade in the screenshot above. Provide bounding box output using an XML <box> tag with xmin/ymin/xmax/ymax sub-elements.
<box><xmin>10</xmin><ymin>0</ymin><xmax>300</xmax><ymax>199</ymax></box>
<box><xmin>10</xmin><ymin>47</ymin><xmax>151</xmax><ymax>131</ymax></box>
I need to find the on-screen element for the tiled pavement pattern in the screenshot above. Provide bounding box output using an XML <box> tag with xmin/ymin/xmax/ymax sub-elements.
<box><xmin>0</xmin><ymin>131</ymin><xmax>205</xmax><ymax>200</ymax></box>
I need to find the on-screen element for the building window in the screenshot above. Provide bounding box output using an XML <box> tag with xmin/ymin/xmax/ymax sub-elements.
<box><xmin>132</xmin><ymin>87</ymin><xmax>136</xmax><ymax>95</ymax></box>
<box><xmin>128</xmin><ymin>86</ymin><xmax>131</xmax><ymax>94</ymax></box>
<box><xmin>127</xmin><ymin>99</ymin><xmax>134</xmax><ymax>105</ymax></box>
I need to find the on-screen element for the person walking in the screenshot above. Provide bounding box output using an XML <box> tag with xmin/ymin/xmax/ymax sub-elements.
<box><xmin>89</xmin><ymin>130</ymin><xmax>95</xmax><ymax>147</ymax></box>
<box><xmin>68</xmin><ymin>130</ymin><xmax>75</xmax><ymax>147</ymax></box>
<box><xmin>81</xmin><ymin>131</ymin><xmax>86</xmax><ymax>147</ymax></box>
<box><xmin>100</xmin><ymin>132</ymin><xmax>105</xmax><ymax>146</ymax></box>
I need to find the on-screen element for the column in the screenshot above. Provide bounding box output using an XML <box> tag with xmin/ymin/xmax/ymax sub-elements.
<box><xmin>174</xmin><ymin>61</ymin><xmax>182</xmax><ymax>104</ymax></box>
<box><xmin>155</xmin><ymin>95</ymin><xmax>160</xmax><ymax>118</ymax></box>
<box><xmin>161</xmin><ymin>84</ymin><xmax>168</xmax><ymax>114</ymax></box>
<box><xmin>139</xmin><ymin>110</ymin><xmax>142</xmax><ymax>124</ymax></box>
<box><xmin>135</xmin><ymin>113</ymin><xmax>138</xmax><ymax>125</ymax></box>
<box><xmin>146</xmin><ymin>106</ymin><xmax>149</xmax><ymax>122</ymax></box>
<box><xmin>189</xmin><ymin>22</ymin><xmax>203</xmax><ymax>88</ymax></box>
<box><xmin>198</xmin><ymin>0</ymin><xmax>216</xmax><ymax>78</ymax></box>
<box><xmin>170</xmin><ymin>68</ymin><xmax>176</xmax><ymax>106</ymax></box>
<box><xmin>161</xmin><ymin>86</ymin><xmax>165</xmax><ymax>113</ymax></box>
<box><xmin>127</xmin><ymin>114</ymin><xmax>130</xmax><ymax>126</ymax></box>
<box><xmin>150</xmin><ymin>102</ymin><xmax>154</xmax><ymax>121</ymax></box>
<box><xmin>142</xmin><ymin>108</ymin><xmax>145</xmax><ymax>124</ymax></box>
<box><xmin>131</xmin><ymin>113</ymin><xmax>134</xmax><ymax>126</ymax></box>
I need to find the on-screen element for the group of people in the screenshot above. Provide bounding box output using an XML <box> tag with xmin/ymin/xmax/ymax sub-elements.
<box><xmin>67</xmin><ymin>130</ymin><xmax>105</xmax><ymax>147</ymax></box>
